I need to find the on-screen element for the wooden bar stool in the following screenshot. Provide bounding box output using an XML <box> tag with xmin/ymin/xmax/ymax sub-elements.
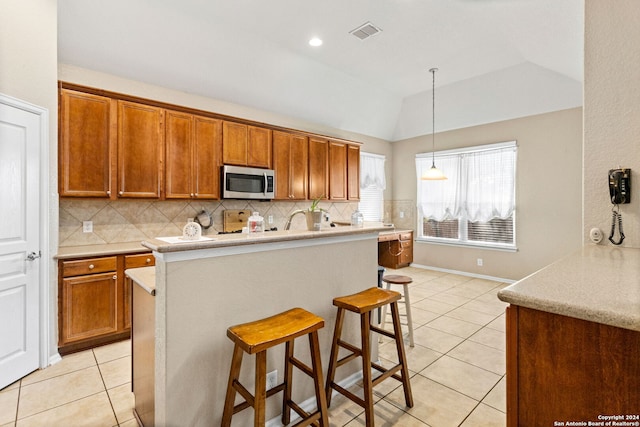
<box><xmin>380</xmin><ymin>274</ymin><xmax>415</xmax><ymax>347</ymax></box>
<box><xmin>221</xmin><ymin>307</ymin><xmax>329</xmax><ymax>427</ymax></box>
<box><xmin>325</xmin><ymin>287</ymin><xmax>413</xmax><ymax>427</ymax></box>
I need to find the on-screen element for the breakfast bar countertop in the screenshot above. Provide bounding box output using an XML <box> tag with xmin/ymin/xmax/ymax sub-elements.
<box><xmin>497</xmin><ymin>244</ymin><xmax>640</xmax><ymax>332</ymax></box>
<box><xmin>142</xmin><ymin>222</ymin><xmax>393</xmax><ymax>254</ymax></box>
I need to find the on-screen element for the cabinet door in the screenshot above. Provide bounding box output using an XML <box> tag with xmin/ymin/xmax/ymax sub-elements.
<box><xmin>308</xmin><ymin>137</ymin><xmax>329</xmax><ymax>200</ymax></box>
<box><xmin>329</xmin><ymin>141</ymin><xmax>347</xmax><ymax>200</ymax></box>
<box><xmin>59</xmin><ymin>89</ymin><xmax>115</xmax><ymax>198</ymax></box>
<box><xmin>165</xmin><ymin>110</ymin><xmax>193</xmax><ymax>198</ymax></box>
<box><xmin>347</xmin><ymin>144</ymin><xmax>360</xmax><ymax>201</ymax></box>
<box><xmin>247</xmin><ymin>126</ymin><xmax>272</xmax><ymax>168</ymax></box>
<box><xmin>289</xmin><ymin>134</ymin><xmax>308</xmax><ymax>200</ymax></box>
<box><xmin>117</xmin><ymin>101</ymin><xmax>163</xmax><ymax>198</ymax></box>
<box><xmin>193</xmin><ymin>116</ymin><xmax>222</xmax><ymax>199</ymax></box>
<box><xmin>273</xmin><ymin>131</ymin><xmax>292</xmax><ymax>200</ymax></box>
<box><xmin>61</xmin><ymin>272</ymin><xmax>118</xmax><ymax>344</ymax></box>
<box><xmin>273</xmin><ymin>131</ymin><xmax>307</xmax><ymax>200</ymax></box>
<box><xmin>222</xmin><ymin>121</ymin><xmax>248</xmax><ymax>166</ymax></box>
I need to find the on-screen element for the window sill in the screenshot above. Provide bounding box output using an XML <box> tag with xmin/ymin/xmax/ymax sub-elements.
<box><xmin>416</xmin><ymin>238</ymin><xmax>518</xmax><ymax>252</ymax></box>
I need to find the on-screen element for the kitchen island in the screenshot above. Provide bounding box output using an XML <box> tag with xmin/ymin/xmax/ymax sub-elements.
<box><xmin>131</xmin><ymin>224</ymin><xmax>391</xmax><ymax>426</ymax></box>
<box><xmin>497</xmin><ymin>245</ymin><xmax>640</xmax><ymax>426</ymax></box>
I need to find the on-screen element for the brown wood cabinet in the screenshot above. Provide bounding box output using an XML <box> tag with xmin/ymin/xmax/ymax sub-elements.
<box><xmin>506</xmin><ymin>306</ymin><xmax>640</xmax><ymax>426</ymax></box>
<box><xmin>308</xmin><ymin>137</ymin><xmax>329</xmax><ymax>200</ymax></box>
<box><xmin>222</xmin><ymin>121</ymin><xmax>272</xmax><ymax>168</ymax></box>
<box><xmin>117</xmin><ymin>101</ymin><xmax>164</xmax><ymax>198</ymax></box>
<box><xmin>273</xmin><ymin>131</ymin><xmax>308</xmax><ymax>200</ymax></box>
<box><xmin>165</xmin><ymin>111</ymin><xmax>222</xmax><ymax>199</ymax></box>
<box><xmin>347</xmin><ymin>144</ymin><xmax>360</xmax><ymax>201</ymax></box>
<box><xmin>58</xmin><ymin>89</ymin><xmax>116</xmax><ymax>197</ymax></box>
<box><xmin>378</xmin><ymin>231</ymin><xmax>413</xmax><ymax>269</ymax></box>
<box><xmin>329</xmin><ymin>141</ymin><xmax>348</xmax><ymax>200</ymax></box>
<box><xmin>58</xmin><ymin>84</ymin><xmax>363</xmax><ymax>203</ymax></box>
<box><xmin>58</xmin><ymin>252</ymin><xmax>154</xmax><ymax>354</ymax></box>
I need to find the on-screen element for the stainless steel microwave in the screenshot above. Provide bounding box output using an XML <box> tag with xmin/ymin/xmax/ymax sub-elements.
<box><xmin>222</xmin><ymin>165</ymin><xmax>275</xmax><ymax>200</ymax></box>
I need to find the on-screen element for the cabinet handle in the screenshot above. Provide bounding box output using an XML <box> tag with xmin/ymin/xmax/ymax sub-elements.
<box><xmin>194</xmin><ymin>193</ymin><xmax>198</xmax><ymax>197</ymax></box>
<box><xmin>146</xmin><ymin>258</ymin><xmax>151</xmax><ymax>264</ymax></box>
<box><xmin>107</xmin><ymin>190</ymin><xmax>111</xmax><ymax>196</ymax></box>
<box><xmin>113</xmin><ymin>275</ymin><xmax>117</xmax><ymax>280</ymax></box>
<box><xmin>118</xmin><ymin>191</ymin><xmax>123</xmax><ymax>196</ymax></box>
<box><xmin>89</xmin><ymin>264</ymin><xmax>95</xmax><ymax>270</ymax></box>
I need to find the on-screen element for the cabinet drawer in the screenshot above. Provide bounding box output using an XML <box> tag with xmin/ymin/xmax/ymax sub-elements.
<box><xmin>62</xmin><ymin>256</ymin><xmax>117</xmax><ymax>277</ymax></box>
<box><xmin>399</xmin><ymin>232</ymin><xmax>413</xmax><ymax>241</ymax></box>
<box><xmin>125</xmin><ymin>253</ymin><xmax>155</xmax><ymax>269</ymax></box>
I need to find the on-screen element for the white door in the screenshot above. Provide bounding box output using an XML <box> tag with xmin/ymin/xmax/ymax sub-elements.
<box><xmin>0</xmin><ymin>97</ymin><xmax>41</xmax><ymax>389</ymax></box>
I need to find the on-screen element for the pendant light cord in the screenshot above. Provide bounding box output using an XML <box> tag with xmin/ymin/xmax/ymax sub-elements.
<box><xmin>430</xmin><ymin>68</ymin><xmax>438</xmax><ymax>167</ymax></box>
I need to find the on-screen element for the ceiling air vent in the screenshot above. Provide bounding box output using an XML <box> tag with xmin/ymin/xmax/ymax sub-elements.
<box><xmin>349</xmin><ymin>22</ymin><xmax>382</xmax><ymax>41</ymax></box>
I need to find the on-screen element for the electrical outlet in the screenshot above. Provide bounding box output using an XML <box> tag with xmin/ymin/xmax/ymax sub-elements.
<box><xmin>266</xmin><ymin>370</ymin><xmax>277</xmax><ymax>391</ymax></box>
<box><xmin>268</xmin><ymin>215</ymin><xmax>273</xmax><ymax>224</ymax></box>
<box><xmin>399</xmin><ymin>211</ymin><xmax>405</xmax><ymax>218</ymax></box>
<box><xmin>477</xmin><ymin>258</ymin><xmax>483</xmax><ymax>267</ymax></box>
<box><xmin>82</xmin><ymin>221</ymin><xmax>93</xmax><ymax>233</ymax></box>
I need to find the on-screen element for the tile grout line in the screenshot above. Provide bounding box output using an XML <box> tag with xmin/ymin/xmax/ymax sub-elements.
<box><xmin>93</xmin><ymin>349</ymin><xmax>121</xmax><ymax>427</ymax></box>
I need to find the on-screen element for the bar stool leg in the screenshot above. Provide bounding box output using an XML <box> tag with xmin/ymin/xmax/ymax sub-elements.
<box><xmin>309</xmin><ymin>330</ymin><xmax>330</xmax><ymax>426</ymax></box>
<box><xmin>326</xmin><ymin>307</ymin><xmax>345</xmax><ymax>406</ymax></box>
<box><xmin>282</xmin><ymin>340</ymin><xmax>294</xmax><ymax>425</ymax></box>
<box><xmin>361</xmin><ymin>311</ymin><xmax>375</xmax><ymax>427</ymax></box>
<box><xmin>390</xmin><ymin>302</ymin><xmax>414</xmax><ymax>407</ymax></box>
<box><xmin>221</xmin><ymin>344</ymin><xmax>244</xmax><ymax>427</ymax></box>
<box><xmin>254</xmin><ymin>351</ymin><xmax>267</xmax><ymax>426</ymax></box>
<box><xmin>403</xmin><ymin>283</ymin><xmax>415</xmax><ymax>347</ymax></box>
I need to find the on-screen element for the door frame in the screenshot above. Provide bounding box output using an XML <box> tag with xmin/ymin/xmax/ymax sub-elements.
<box><xmin>0</xmin><ymin>93</ymin><xmax>55</xmax><ymax>369</ymax></box>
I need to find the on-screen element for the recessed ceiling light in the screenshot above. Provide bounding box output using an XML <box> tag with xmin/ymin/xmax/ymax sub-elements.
<box><xmin>309</xmin><ymin>37</ymin><xmax>323</xmax><ymax>47</ymax></box>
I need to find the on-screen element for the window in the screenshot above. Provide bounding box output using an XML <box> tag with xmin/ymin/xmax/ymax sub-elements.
<box><xmin>416</xmin><ymin>141</ymin><xmax>517</xmax><ymax>249</ymax></box>
<box><xmin>359</xmin><ymin>152</ymin><xmax>386</xmax><ymax>221</ymax></box>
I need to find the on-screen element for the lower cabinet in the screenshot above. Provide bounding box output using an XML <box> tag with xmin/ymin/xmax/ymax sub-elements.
<box><xmin>58</xmin><ymin>252</ymin><xmax>155</xmax><ymax>354</ymax></box>
<box><xmin>506</xmin><ymin>305</ymin><xmax>640</xmax><ymax>426</ymax></box>
<box><xmin>378</xmin><ymin>231</ymin><xmax>413</xmax><ymax>269</ymax></box>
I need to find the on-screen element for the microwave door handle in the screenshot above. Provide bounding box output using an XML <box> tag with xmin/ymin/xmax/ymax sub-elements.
<box><xmin>263</xmin><ymin>172</ymin><xmax>268</xmax><ymax>196</ymax></box>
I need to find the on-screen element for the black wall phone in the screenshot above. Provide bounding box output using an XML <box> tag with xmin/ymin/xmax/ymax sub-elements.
<box><xmin>608</xmin><ymin>168</ymin><xmax>630</xmax><ymax>245</ymax></box>
<box><xmin>609</xmin><ymin>168</ymin><xmax>631</xmax><ymax>204</ymax></box>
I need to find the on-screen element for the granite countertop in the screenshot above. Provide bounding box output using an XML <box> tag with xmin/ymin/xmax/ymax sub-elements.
<box><xmin>125</xmin><ymin>266</ymin><xmax>156</xmax><ymax>295</ymax></box>
<box><xmin>142</xmin><ymin>222</ymin><xmax>393</xmax><ymax>253</ymax></box>
<box><xmin>497</xmin><ymin>244</ymin><xmax>640</xmax><ymax>332</ymax></box>
<box><xmin>56</xmin><ymin>241</ymin><xmax>152</xmax><ymax>259</ymax></box>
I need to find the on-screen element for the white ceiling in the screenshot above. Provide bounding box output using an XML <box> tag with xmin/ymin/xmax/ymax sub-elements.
<box><xmin>58</xmin><ymin>0</ymin><xmax>584</xmax><ymax>141</ymax></box>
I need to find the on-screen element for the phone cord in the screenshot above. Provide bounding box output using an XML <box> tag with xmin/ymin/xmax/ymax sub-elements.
<box><xmin>608</xmin><ymin>207</ymin><xmax>625</xmax><ymax>245</ymax></box>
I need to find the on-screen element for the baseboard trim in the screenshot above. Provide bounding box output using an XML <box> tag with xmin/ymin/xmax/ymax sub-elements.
<box><xmin>409</xmin><ymin>263</ymin><xmax>517</xmax><ymax>284</ymax></box>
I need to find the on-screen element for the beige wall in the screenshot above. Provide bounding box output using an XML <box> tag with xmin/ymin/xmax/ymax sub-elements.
<box><xmin>584</xmin><ymin>0</ymin><xmax>640</xmax><ymax>248</ymax></box>
<box><xmin>391</xmin><ymin>108</ymin><xmax>583</xmax><ymax>280</ymax></box>
<box><xmin>1</xmin><ymin>0</ymin><xmax>59</xmax><ymax>362</ymax></box>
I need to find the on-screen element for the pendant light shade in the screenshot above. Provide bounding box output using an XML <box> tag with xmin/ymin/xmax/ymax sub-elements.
<box><xmin>421</xmin><ymin>68</ymin><xmax>447</xmax><ymax>180</ymax></box>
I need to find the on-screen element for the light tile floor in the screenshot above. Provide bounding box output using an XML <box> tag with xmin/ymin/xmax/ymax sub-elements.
<box><xmin>0</xmin><ymin>267</ymin><xmax>509</xmax><ymax>426</ymax></box>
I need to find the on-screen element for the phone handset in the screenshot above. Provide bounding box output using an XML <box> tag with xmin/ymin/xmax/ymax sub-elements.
<box><xmin>608</xmin><ymin>168</ymin><xmax>630</xmax><ymax>245</ymax></box>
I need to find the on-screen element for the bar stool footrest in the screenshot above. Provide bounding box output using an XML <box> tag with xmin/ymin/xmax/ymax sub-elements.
<box><xmin>330</xmin><ymin>383</ymin><xmax>366</xmax><ymax>408</ymax></box>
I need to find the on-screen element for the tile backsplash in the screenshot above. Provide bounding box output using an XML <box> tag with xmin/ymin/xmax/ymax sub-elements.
<box><xmin>59</xmin><ymin>199</ymin><xmax>360</xmax><ymax>247</ymax></box>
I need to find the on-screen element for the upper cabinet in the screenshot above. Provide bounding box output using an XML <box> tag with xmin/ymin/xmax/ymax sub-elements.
<box><xmin>165</xmin><ymin>111</ymin><xmax>222</xmax><ymax>199</ymax></box>
<box><xmin>347</xmin><ymin>144</ymin><xmax>360</xmax><ymax>201</ymax></box>
<box><xmin>329</xmin><ymin>141</ymin><xmax>348</xmax><ymax>201</ymax></box>
<box><xmin>308</xmin><ymin>137</ymin><xmax>329</xmax><ymax>200</ymax></box>
<box><xmin>58</xmin><ymin>84</ymin><xmax>361</xmax><ymax>202</ymax></box>
<box><xmin>222</xmin><ymin>122</ymin><xmax>272</xmax><ymax>168</ymax></box>
<box><xmin>117</xmin><ymin>101</ymin><xmax>164</xmax><ymax>198</ymax></box>
<box><xmin>273</xmin><ymin>131</ymin><xmax>308</xmax><ymax>200</ymax></box>
<box><xmin>59</xmin><ymin>89</ymin><xmax>115</xmax><ymax>198</ymax></box>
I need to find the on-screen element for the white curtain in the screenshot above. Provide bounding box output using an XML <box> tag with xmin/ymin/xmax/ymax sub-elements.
<box><xmin>360</xmin><ymin>152</ymin><xmax>386</xmax><ymax>189</ymax></box>
<box><xmin>416</xmin><ymin>154</ymin><xmax>461</xmax><ymax>221</ymax></box>
<box><xmin>416</xmin><ymin>143</ymin><xmax>516</xmax><ymax>222</ymax></box>
<box><xmin>464</xmin><ymin>148</ymin><xmax>516</xmax><ymax>221</ymax></box>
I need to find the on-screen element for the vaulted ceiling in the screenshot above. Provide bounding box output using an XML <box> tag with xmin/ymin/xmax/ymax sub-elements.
<box><xmin>58</xmin><ymin>0</ymin><xmax>584</xmax><ymax>141</ymax></box>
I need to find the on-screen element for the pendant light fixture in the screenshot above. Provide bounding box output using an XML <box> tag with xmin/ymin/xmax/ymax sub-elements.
<box><xmin>421</xmin><ymin>67</ymin><xmax>447</xmax><ymax>180</ymax></box>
